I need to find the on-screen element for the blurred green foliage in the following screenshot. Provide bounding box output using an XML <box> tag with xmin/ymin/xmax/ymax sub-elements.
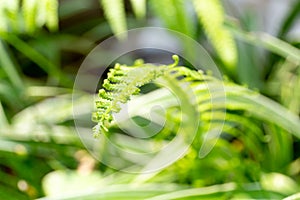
<box><xmin>0</xmin><ymin>0</ymin><xmax>299</xmax><ymax>199</ymax></box>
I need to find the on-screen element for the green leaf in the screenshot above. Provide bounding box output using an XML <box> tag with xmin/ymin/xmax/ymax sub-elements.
<box><xmin>146</xmin><ymin>182</ymin><xmax>236</xmax><ymax>200</ymax></box>
<box><xmin>100</xmin><ymin>0</ymin><xmax>127</xmax><ymax>39</ymax></box>
<box><xmin>223</xmin><ymin>85</ymin><xmax>300</xmax><ymax>138</ymax></box>
<box><xmin>22</xmin><ymin>0</ymin><xmax>38</xmax><ymax>33</ymax></box>
<box><xmin>283</xmin><ymin>193</ymin><xmax>300</xmax><ymax>200</ymax></box>
<box><xmin>0</xmin><ymin>0</ymin><xmax>19</xmax><ymax>32</ymax></box>
<box><xmin>278</xmin><ymin>0</ymin><xmax>300</xmax><ymax>39</ymax></box>
<box><xmin>119</xmin><ymin>69</ymin><xmax>300</xmax><ymax>142</ymax></box>
<box><xmin>0</xmin><ymin>33</ymin><xmax>71</xmax><ymax>87</ymax></box>
<box><xmin>0</xmin><ymin>40</ymin><xmax>24</xmax><ymax>91</ymax></box>
<box><xmin>45</xmin><ymin>0</ymin><xmax>59</xmax><ymax>31</ymax></box>
<box><xmin>228</xmin><ymin>24</ymin><xmax>300</xmax><ymax>64</ymax></box>
<box><xmin>260</xmin><ymin>173</ymin><xmax>300</xmax><ymax>196</ymax></box>
<box><xmin>39</xmin><ymin>184</ymin><xmax>183</xmax><ymax>200</ymax></box>
<box><xmin>0</xmin><ymin>101</ymin><xmax>9</xmax><ymax>128</ymax></box>
<box><xmin>193</xmin><ymin>0</ymin><xmax>237</xmax><ymax>71</ymax></box>
<box><xmin>0</xmin><ymin>0</ymin><xmax>59</xmax><ymax>34</ymax></box>
<box><xmin>130</xmin><ymin>0</ymin><xmax>146</xmax><ymax>19</ymax></box>
<box><xmin>92</xmin><ymin>57</ymin><xmax>178</xmax><ymax>136</ymax></box>
<box><xmin>42</xmin><ymin>170</ymin><xmax>103</xmax><ymax>197</ymax></box>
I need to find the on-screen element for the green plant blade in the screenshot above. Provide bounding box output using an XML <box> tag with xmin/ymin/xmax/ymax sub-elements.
<box><xmin>0</xmin><ymin>33</ymin><xmax>71</xmax><ymax>86</ymax></box>
<box><xmin>0</xmin><ymin>40</ymin><xmax>24</xmax><ymax>91</ymax></box>
<box><xmin>228</xmin><ymin>25</ymin><xmax>300</xmax><ymax>64</ymax></box>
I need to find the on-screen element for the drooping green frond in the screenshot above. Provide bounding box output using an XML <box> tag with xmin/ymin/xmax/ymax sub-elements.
<box><xmin>100</xmin><ymin>0</ymin><xmax>127</xmax><ymax>39</ymax></box>
<box><xmin>100</xmin><ymin>0</ymin><xmax>147</xmax><ymax>38</ymax></box>
<box><xmin>23</xmin><ymin>0</ymin><xmax>39</xmax><ymax>33</ymax></box>
<box><xmin>93</xmin><ymin>55</ymin><xmax>300</xmax><ymax>176</ymax></box>
<box><xmin>92</xmin><ymin>56</ymin><xmax>180</xmax><ymax>136</ymax></box>
<box><xmin>44</xmin><ymin>0</ymin><xmax>59</xmax><ymax>32</ymax></box>
<box><xmin>141</xmin><ymin>78</ymin><xmax>300</xmax><ymax>138</ymax></box>
<box><xmin>0</xmin><ymin>0</ymin><xmax>59</xmax><ymax>34</ymax></box>
<box><xmin>104</xmin><ymin>57</ymin><xmax>300</xmax><ymax>154</ymax></box>
<box><xmin>130</xmin><ymin>0</ymin><xmax>146</xmax><ymax>19</ymax></box>
<box><xmin>193</xmin><ymin>0</ymin><xmax>237</xmax><ymax>71</ymax></box>
<box><xmin>0</xmin><ymin>0</ymin><xmax>19</xmax><ymax>32</ymax></box>
<box><xmin>35</xmin><ymin>0</ymin><xmax>59</xmax><ymax>32</ymax></box>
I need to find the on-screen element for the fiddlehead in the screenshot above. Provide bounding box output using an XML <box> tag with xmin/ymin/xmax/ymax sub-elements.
<box><xmin>92</xmin><ymin>55</ymin><xmax>179</xmax><ymax>136</ymax></box>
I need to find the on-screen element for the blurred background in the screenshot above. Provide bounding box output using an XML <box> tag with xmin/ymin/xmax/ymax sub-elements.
<box><xmin>0</xmin><ymin>0</ymin><xmax>300</xmax><ymax>199</ymax></box>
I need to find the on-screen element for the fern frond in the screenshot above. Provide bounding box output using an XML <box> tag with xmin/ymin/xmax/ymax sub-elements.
<box><xmin>93</xmin><ymin>55</ymin><xmax>300</xmax><ymax>169</ymax></box>
<box><xmin>34</xmin><ymin>0</ymin><xmax>59</xmax><ymax>32</ymax></box>
<box><xmin>22</xmin><ymin>0</ymin><xmax>38</xmax><ymax>33</ymax></box>
<box><xmin>45</xmin><ymin>0</ymin><xmax>59</xmax><ymax>31</ymax></box>
<box><xmin>35</xmin><ymin>1</ymin><xmax>46</xmax><ymax>28</ymax></box>
<box><xmin>100</xmin><ymin>0</ymin><xmax>127</xmax><ymax>40</ymax></box>
<box><xmin>193</xmin><ymin>0</ymin><xmax>237</xmax><ymax>71</ymax></box>
<box><xmin>92</xmin><ymin>55</ymin><xmax>179</xmax><ymax>136</ymax></box>
<box><xmin>124</xmin><ymin>65</ymin><xmax>300</xmax><ymax>139</ymax></box>
<box><xmin>0</xmin><ymin>3</ymin><xmax>6</xmax><ymax>31</ymax></box>
<box><xmin>114</xmin><ymin>61</ymin><xmax>300</xmax><ymax>146</ymax></box>
<box><xmin>0</xmin><ymin>0</ymin><xmax>59</xmax><ymax>34</ymax></box>
<box><xmin>0</xmin><ymin>0</ymin><xmax>19</xmax><ymax>32</ymax></box>
<box><xmin>130</xmin><ymin>0</ymin><xmax>146</xmax><ymax>19</ymax></box>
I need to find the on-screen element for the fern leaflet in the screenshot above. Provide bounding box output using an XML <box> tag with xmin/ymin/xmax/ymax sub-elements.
<box><xmin>100</xmin><ymin>0</ymin><xmax>127</xmax><ymax>40</ymax></box>
<box><xmin>130</xmin><ymin>0</ymin><xmax>146</xmax><ymax>19</ymax></box>
<box><xmin>92</xmin><ymin>55</ymin><xmax>179</xmax><ymax>136</ymax></box>
<box><xmin>193</xmin><ymin>0</ymin><xmax>237</xmax><ymax>71</ymax></box>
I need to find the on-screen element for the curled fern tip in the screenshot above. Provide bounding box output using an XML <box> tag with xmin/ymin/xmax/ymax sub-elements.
<box><xmin>170</xmin><ymin>55</ymin><xmax>179</xmax><ymax>67</ymax></box>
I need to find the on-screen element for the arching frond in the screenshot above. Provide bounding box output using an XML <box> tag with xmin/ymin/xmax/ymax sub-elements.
<box><xmin>95</xmin><ymin>55</ymin><xmax>300</xmax><ymax>165</ymax></box>
<box><xmin>92</xmin><ymin>55</ymin><xmax>179</xmax><ymax>136</ymax></box>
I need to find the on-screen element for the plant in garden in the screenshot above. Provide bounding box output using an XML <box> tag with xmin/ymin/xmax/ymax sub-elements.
<box><xmin>0</xmin><ymin>0</ymin><xmax>300</xmax><ymax>199</ymax></box>
<box><xmin>89</xmin><ymin>53</ymin><xmax>300</xmax><ymax>199</ymax></box>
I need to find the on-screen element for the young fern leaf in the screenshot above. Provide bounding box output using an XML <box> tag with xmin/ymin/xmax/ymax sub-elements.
<box><xmin>92</xmin><ymin>55</ymin><xmax>179</xmax><ymax>137</ymax></box>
